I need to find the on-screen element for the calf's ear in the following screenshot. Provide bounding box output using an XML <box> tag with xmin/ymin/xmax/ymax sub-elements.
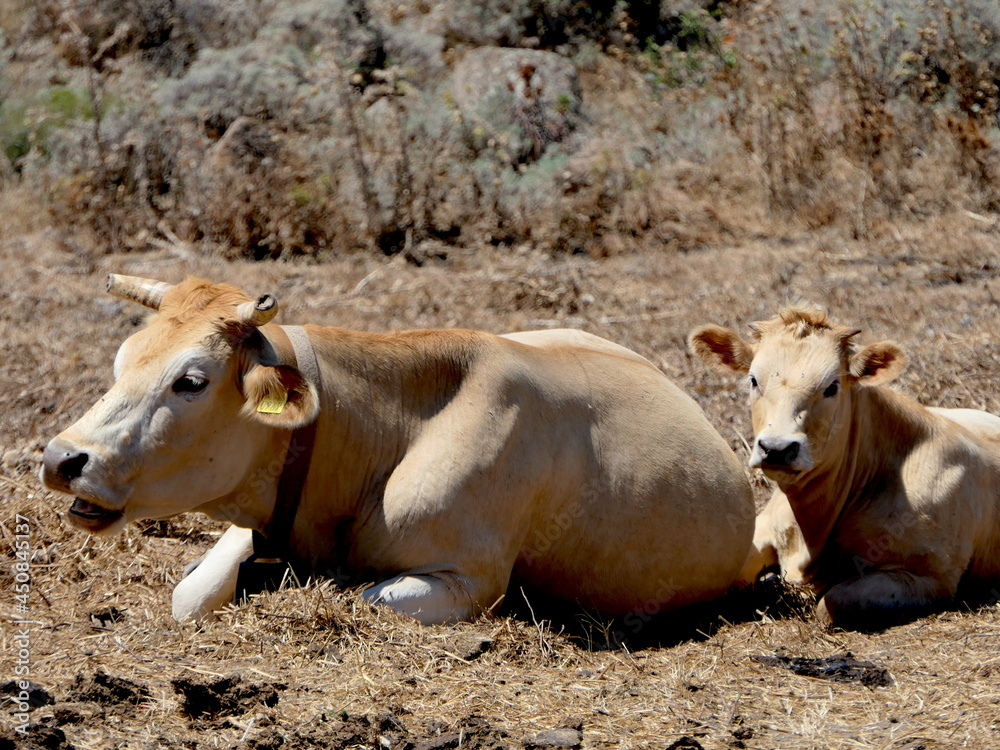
<box><xmin>241</xmin><ymin>364</ymin><xmax>320</xmax><ymax>429</ymax></box>
<box><xmin>688</xmin><ymin>325</ymin><xmax>754</xmax><ymax>373</ymax></box>
<box><xmin>849</xmin><ymin>341</ymin><xmax>907</xmax><ymax>385</ymax></box>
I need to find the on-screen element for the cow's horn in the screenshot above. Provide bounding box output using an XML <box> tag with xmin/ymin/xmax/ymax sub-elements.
<box><xmin>106</xmin><ymin>274</ymin><xmax>173</xmax><ymax>310</ymax></box>
<box><xmin>237</xmin><ymin>294</ymin><xmax>278</xmax><ymax>327</ymax></box>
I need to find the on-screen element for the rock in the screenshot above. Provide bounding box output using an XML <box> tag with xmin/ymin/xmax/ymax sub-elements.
<box><xmin>452</xmin><ymin>48</ymin><xmax>582</xmax><ymax>163</ymax></box>
<box><xmin>523</xmin><ymin>728</ymin><xmax>582</xmax><ymax>749</ymax></box>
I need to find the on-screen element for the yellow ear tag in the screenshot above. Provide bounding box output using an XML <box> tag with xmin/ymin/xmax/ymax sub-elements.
<box><xmin>257</xmin><ymin>391</ymin><xmax>288</xmax><ymax>414</ymax></box>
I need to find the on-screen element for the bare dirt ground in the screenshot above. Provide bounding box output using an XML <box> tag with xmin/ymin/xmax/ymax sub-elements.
<box><xmin>4</xmin><ymin>214</ymin><xmax>1000</xmax><ymax>749</ymax></box>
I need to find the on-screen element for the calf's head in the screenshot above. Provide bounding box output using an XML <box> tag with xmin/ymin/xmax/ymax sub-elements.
<box><xmin>42</xmin><ymin>275</ymin><xmax>319</xmax><ymax>534</ymax></box>
<box><xmin>689</xmin><ymin>308</ymin><xmax>905</xmax><ymax>480</ymax></box>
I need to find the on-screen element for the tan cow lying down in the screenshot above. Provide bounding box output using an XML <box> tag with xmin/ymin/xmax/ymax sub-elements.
<box><xmin>42</xmin><ymin>275</ymin><xmax>754</xmax><ymax>624</ymax></box>
<box><xmin>690</xmin><ymin>307</ymin><xmax>1000</xmax><ymax>629</ymax></box>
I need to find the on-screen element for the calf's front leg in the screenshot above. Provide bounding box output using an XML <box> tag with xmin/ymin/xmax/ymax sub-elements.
<box><xmin>817</xmin><ymin>570</ymin><xmax>951</xmax><ymax>630</ymax></box>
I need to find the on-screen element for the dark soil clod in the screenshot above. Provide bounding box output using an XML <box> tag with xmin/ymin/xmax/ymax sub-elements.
<box><xmin>750</xmin><ymin>652</ymin><xmax>894</xmax><ymax>687</ymax></box>
<box><xmin>67</xmin><ymin>671</ymin><xmax>150</xmax><ymax>706</ymax></box>
<box><xmin>1</xmin><ymin>679</ymin><xmax>55</xmax><ymax>709</ymax></box>
<box><xmin>413</xmin><ymin>716</ymin><xmax>511</xmax><ymax>750</ymax></box>
<box><xmin>171</xmin><ymin>673</ymin><xmax>280</xmax><ymax>719</ymax></box>
<box><xmin>665</xmin><ymin>737</ymin><xmax>705</xmax><ymax>750</ymax></box>
<box><xmin>0</xmin><ymin>725</ymin><xmax>76</xmax><ymax>750</ymax></box>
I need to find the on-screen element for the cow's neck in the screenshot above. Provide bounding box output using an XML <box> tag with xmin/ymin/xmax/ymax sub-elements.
<box><xmin>197</xmin><ymin>427</ymin><xmax>298</xmax><ymax>530</ymax></box>
<box><xmin>778</xmin><ymin>385</ymin><xmax>928</xmax><ymax>561</ymax></box>
<box><xmin>288</xmin><ymin>327</ymin><xmax>480</xmax><ymax>564</ymax></box>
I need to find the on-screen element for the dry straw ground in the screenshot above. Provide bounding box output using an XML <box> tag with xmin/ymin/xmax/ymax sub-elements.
<box><xmin>4</xmin><ymin>211</ymin><xmax>1000</xmax><ymax>749</ymax></box>
<box><xmin>3</xmin><ymin>0</ymin><xmax>1000</xmax><ymax>748</ymax></box>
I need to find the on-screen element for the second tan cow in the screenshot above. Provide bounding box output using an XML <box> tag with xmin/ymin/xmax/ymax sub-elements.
<box><xmin>690</xmin><ymin>308</ymin><xmax>1000</xmax><ymax>629</ymax></box>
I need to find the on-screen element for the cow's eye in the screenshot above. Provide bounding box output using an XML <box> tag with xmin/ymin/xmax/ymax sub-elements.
<box><xmin>172</xmin><ymin>375</ymin><xmax>208</xmax><ymax>396</ymax></box>
<box><xmin>749</xmin><ymin>374</ymin><xmax>759</xmax><ymax>390</ymax></box>
<box><xmin>823</xmin><ymin>380</ymin><xmax>840</xmax><ymax>398</ymax></box>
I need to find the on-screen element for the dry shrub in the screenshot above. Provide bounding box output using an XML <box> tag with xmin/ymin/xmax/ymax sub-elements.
<box><xmin>19</xmin><ymin>0</ymin><xmax>280</xmax><ymax>73</ymax></box>
<box><xmin>191</xmin><ymin>123</ymin><xmax>345</xmax><ymax>260</ymax></box>
<box><xmin>373</xmin><ymin>0</ymin><xmax>629</xmax><ymax>50</ymax></box>
<box><xmin>725</xmin><ymin>1</ymin><xmax>841</xmax><ymax>221</ymax></box>
<box><xmin>3</xmin><ymin>0</ymin><xmax>999</xmax><ymax>260</ymax></box>
<box><xmin>724</xmin><ymin>0</ymin><xmax>1000</xmax><ymax>238</ymax></box>
<box><xmin>0</xmin><ymin>0</ymin><xmax>33</xmax><ymax>34</ymax></box>
<box><xmin>909</xmin><ymin>0</ymin><xmax>1000</xmax><ymax>210</ymax></box>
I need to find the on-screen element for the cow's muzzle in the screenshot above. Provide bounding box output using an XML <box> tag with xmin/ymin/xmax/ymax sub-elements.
<box><xmin>42</xmin><ymin>438</ymin><xmax>90</xmax><ymax>492</ymax></box>
<box><xmin>750</xmin><ymin>435</ymin><xmax>811</xmax><ymax>473</ymax></box>
<box><xmin>42</xmin><ymin>438</ymin><xmax>125</xmax><ymax>532</ymax></box>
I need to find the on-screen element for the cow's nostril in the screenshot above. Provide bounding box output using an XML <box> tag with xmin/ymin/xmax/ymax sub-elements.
<box><xmin>50</xmin><ymin>448</ymin><xmax>89</xmax><ymax>482</ymax></box>
<box><xmin>61</xmin><ymin>452</ymin><xmax>89</xmax><ymax>480</ymax></box>
<box><xmin>781</xmin><ymin>442</ymin><xmax>800</xmax><ymax>464</ymax></box>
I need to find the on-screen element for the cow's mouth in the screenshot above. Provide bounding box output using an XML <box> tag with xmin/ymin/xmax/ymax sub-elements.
<box><xmin>69</xmin><ymin>498</ymin><xmax>124</xmax><ymax>531</ymax></box>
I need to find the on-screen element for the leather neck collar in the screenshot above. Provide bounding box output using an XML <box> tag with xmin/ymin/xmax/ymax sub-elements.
<box><xmin>252</xmin><ymin>325</ymin><xmax>320</xmax><ymax>561</ymax></box>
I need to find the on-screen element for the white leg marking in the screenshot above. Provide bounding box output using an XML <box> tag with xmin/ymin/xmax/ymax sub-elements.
<box><xmin>171</xmin><ymin>525</ymin><xmax>255</xmax><ymax>621</ymax></box>
<box><xmin>362</xmin><ymin>574</ymin><xmax>472</xmax><ymax>625</ymax></box>
<box><xmin>182</xmin><ymin>553</ymin><xmax>207</xmax><ymax>578</ymax></box>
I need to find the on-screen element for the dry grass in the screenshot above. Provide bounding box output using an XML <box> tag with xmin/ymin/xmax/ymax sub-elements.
<box><xmin>4</xmin><ymin>210</ymin><xmax>1000</xmax><ymax>748</ymax></box>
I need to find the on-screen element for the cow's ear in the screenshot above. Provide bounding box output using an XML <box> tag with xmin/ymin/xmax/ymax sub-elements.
<box><xmin>688</xmin><ymin>325</ymin><xmax>754</xmax><ymax>373</ymax></box>
<box><xmin>241</xmin><ymin>364</ymin><xmax>320</xmax><ymax>429</ymax></box>
<box><xmin>849</xmin><ymin>341</ymin><xmax>907</xmax><ymax>385</ymax></box>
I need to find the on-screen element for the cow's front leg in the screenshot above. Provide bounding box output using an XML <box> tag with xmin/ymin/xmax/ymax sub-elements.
<box><xmin>362</xmin><ymin>572</ymin><xmax>485</xmax><ymax>625</ymax></box>
<box><xmin>172</xmin><ymin>525</ymin><xmax>254</xmax><ymax>621</ymax></box>
<box><xmin>738</xmin><ymin>527</ymin><xmax>778</xmax><ymax>584</ymax></box>
<box><xmin>816</xmin><ymin>570</ymin><xmax>951</xmax><ymax>630</ymax></box>
<box><xmin>737</xmin><ymin>491</ymin><xmax>786</xmax><ymax>584</ymax></box>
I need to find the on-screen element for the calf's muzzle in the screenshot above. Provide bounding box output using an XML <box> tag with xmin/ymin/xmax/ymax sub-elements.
<box><xmin>752</xmin><ymin>435</ymin><xmax>802</xmax><ymax>469</ymax></box>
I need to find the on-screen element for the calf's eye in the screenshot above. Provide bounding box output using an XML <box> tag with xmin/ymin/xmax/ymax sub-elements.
<box><xmin>749</xmin><ymin>374</ymin><xmax>759</xmax><ymax>389</ymax></box>
<box><xmin>172</xmin><ymin>375</ymin><xmax>209</xmax><ymax>395</ymax></box>
<box><xmin>823</xmin><ymin>380</ymin><xmax>839</xmax><ymax>398</ymax></box>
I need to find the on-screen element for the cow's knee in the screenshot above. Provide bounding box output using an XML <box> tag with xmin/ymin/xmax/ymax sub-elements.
<box><xmin>172</xmin><ymin>525</ymin><xmax>254</xmax><ymax>621</ymax></box>
<box><xmin>362</xmin><ymin>574</ymin><xmax>475</xmax><ymax>625</ymax></box>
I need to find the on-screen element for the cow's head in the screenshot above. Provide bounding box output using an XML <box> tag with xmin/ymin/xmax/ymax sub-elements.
<box><xmin>689</xmin><ymin>308</ymin><xmax>906</xmax><ymax>481</ymax></box>
<box><xmin>41</xmin><ymin>275</ymin><xmax>320</xmax><ymax>534</ymax></box>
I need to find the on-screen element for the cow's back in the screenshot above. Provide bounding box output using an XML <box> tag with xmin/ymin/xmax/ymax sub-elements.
<box><xmin>501</xmin><ymin>328</ymin><xmax>655</xmax><ymax>365</ymax></box>
<box><xmin>498</xmin><ymin>330</ymin><xmax>755</xmax><ymax>614</ymax></box>
<box><xmin>923</xmin><ymin>407</ymin><xmax>1000</xmax><ymax>581</ymax></box>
